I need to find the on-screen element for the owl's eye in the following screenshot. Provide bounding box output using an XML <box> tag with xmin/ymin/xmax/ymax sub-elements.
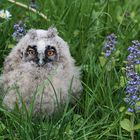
<box><xmin>27</xmin><ymin>49</ymin><xmax>36</xmax><ymax>55</ymax></box>
<box><xmin>47</xmin><ymin>50</ymin><xmax>55</xmax><ymax>56</ymax></box>
<box><xmin>26</xmin><ymin>45</ymin><xmax>37</xmax><ymax>56</ymax></box>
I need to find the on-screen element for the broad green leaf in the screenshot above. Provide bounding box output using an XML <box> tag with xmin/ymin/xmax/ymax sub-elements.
<box><xmin>120</xmin><ymin>119</ymin><xmax>132</xmax><ymax>132</ymax></box>
<box><xmin>125</xmin><ymin>111</ymin><xmax>133</xmax><ymax>116</ymax></box>
<box><xmin>120</xmin><ymin>76</ymin><xmax>126</xmax><ymax>87</ymax></box>
<box><xmin>106</xmin><ymin>63</ymin><xmax>112</xmax><ymax>71</ymax></box>
<box><xmin>115</xmin><ymin>50</ymin><xmax>120</xmax><ymax>57</ymax></box>
<box><xmin>135</xmin><ymin>102</ymin><xmax>140</xmax><ymax>113</ymax></box>
<box><xmin>121</xmin><ymin>67</ymin><xmax>126</xmax><ymax>73</ymax></box>
<box><xmin>106</xmin><ymin>60</ymin><xmax>115</xmax><ymax>71</ymax></box>
<box><xmin>65</xmin><ymin>123</ymin><xmax>73</xmax><ymax>135</ymax></box>
<box><xmin>8</xmin><ymin>44</ymin><xmax>14</xmax><ymax>48</ymax></box>
<box><xmin>117</xmin><ymin>16</ymin><xmax>122</xmax><ymax>23</ymax></box>
<box><xmin>133</xmin><ymin>123</ymin><xmax>140</xmax><ymax>130</ymax></box>
<box><xmin>131</xmin><ymin>11</ymin><xmax>135</xmax><ymax>18</ymax></box>
<box><xmin>136</xmin><ymin>101</ymin><xmax>140</xmax><ymax>106</ymax></box>
<box><xmin>99</xmin><ymin>56</ymin><xmax>106</xmax><ymax>67</ymax></box>
<box><xmin>106</xmin><ymin>59</ymin><xmax>116</xmax><ymax>71</ymax></box>
<box><xmin>119</xmin><ymin>106</ymin><xmax>125</xmax><ymax>112</ymax></box>
<box><xmin>135</xmin><ymin>65</ymin><xmax>140</xmax><ymax>73</ymax></box>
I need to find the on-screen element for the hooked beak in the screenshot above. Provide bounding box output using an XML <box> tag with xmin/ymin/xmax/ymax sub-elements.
<box><xmin>38</xmin><ymin>53</ymin><xmax>46</xmax><ymax>66</ymax></box>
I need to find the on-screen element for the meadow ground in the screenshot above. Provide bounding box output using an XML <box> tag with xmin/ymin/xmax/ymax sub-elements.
<box><xmin>0</xmin><ymin>0</ymin><xmax>140</xmax><ymax>139</ymax></box>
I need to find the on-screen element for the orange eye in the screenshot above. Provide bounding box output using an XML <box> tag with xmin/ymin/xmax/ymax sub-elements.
<box><xmin>47</xmin><ymin>51</ymin><xmax>54</xmax><ymax>56</ymax></box>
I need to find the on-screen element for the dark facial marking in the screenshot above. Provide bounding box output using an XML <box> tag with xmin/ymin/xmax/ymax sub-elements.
<box><xmin>25</xmin><ymin>45</ymin><xmax>39</xmax><ymax>63</ymax></box>
<box><xmin>45</xmin><ymin>45</ymin><xmax>57</xmax><ymax>62</ymax></box>
<box><xmin>24</xmin><ymin>45</ymin><xmax>57</xmax><ymax>66</ymax></box>
<box><xmin>45</xmin><ymin>45</ymin><xmax>56</xmax><ymax>56</ymax></box>
<box><xmin>26</xmin><ymin>45</ymin><xmax>37</xmax><ymax>55</ymax></box>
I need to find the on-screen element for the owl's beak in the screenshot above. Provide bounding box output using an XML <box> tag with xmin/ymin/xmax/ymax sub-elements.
<box><xmin>38</xmin><ymin>59</ymin><xmax>46</xmax><ymax>66</ymax></box>
<box><xmin>38</xmin><ymin>61</ymin><xmax>45</xmax><ymax>66</ymax></box>
<box><xmin>38</xmin><ymin>53</ymin><xmax>46</xmax><ymax>66</ymax></box>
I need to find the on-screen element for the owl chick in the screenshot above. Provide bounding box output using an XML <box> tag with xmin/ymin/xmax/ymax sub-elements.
<box><xmin>2</xmin><ymin>27</ymin><xmax>82</xmax><ymax>115</ymax></box>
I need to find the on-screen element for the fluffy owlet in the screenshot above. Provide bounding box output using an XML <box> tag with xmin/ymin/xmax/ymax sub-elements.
<box><xmin>1</xmin><ymin>27</ymin><xmax>82</xmax><ymax>115</ymax></box>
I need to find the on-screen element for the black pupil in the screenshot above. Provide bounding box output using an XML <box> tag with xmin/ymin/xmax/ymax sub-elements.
<box><xmin>29</xmin><ymin>50</ymin><xmax>34</xmax><ymax>54</ymax></box>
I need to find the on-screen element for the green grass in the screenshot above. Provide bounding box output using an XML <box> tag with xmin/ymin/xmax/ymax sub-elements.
<box><xmin>1</xmin><ymin>0</ymin><xmax>140</xmax><ymax>139</ymax></box>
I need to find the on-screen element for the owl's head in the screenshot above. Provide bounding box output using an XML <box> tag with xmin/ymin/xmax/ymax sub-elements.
<box><xmin>11</xmin><ymin>27</ymin><xmax>73</xmax><ymax>68</ymax></box>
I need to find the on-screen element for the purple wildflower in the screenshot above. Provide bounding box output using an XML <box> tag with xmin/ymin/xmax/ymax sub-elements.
<box><xmin>103</xmin><ymin>33</ymin><xmax>117</xmax><ymax>58</ymax></box>
<box><xmin>12</xmin><ymin>21</ymin><xmax>26</xmax><ymax>42</ymax></box>
<box><xmin>128</xmin><ymin>108</ymin><xmax>134</xmax><ymax>113</ymax></box>
<box><xmin>125</xmin><ymin>40</ymin><xmax>140</xmax><ymax>112</ymax></box>
<box><xmin>30</xmin><ymin>0</ymin><xmax>37</xmax><ymax>9</ymax></box>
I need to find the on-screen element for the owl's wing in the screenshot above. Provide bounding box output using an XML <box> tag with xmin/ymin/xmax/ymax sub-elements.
<box><xmin>3</xmin><ymin>48</ymin><xmax>23</xmax><ymax>73</ymax></box>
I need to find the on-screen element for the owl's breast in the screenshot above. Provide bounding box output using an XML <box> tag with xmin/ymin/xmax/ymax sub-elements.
<box><xmin>3</xmin><ymin>61</ymin><xmax>72</xmax><ymax>96</ymax></box>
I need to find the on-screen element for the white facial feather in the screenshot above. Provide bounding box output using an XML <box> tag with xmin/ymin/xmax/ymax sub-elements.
<box><xmin>36</xmin><ymin>40</ymin><xmax>46</xmax><ymax>65</ymax></box>
<box><xmin>36</xmin><ymin>40</ymin><xmax>46</xmax><ymax>53</ymax></box>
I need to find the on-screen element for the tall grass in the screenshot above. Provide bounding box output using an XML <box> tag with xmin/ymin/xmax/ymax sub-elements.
<box><xmin>1</xmin><ymin>0</ymin><xmax>140</xmax><ymax>139</ymax></box>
